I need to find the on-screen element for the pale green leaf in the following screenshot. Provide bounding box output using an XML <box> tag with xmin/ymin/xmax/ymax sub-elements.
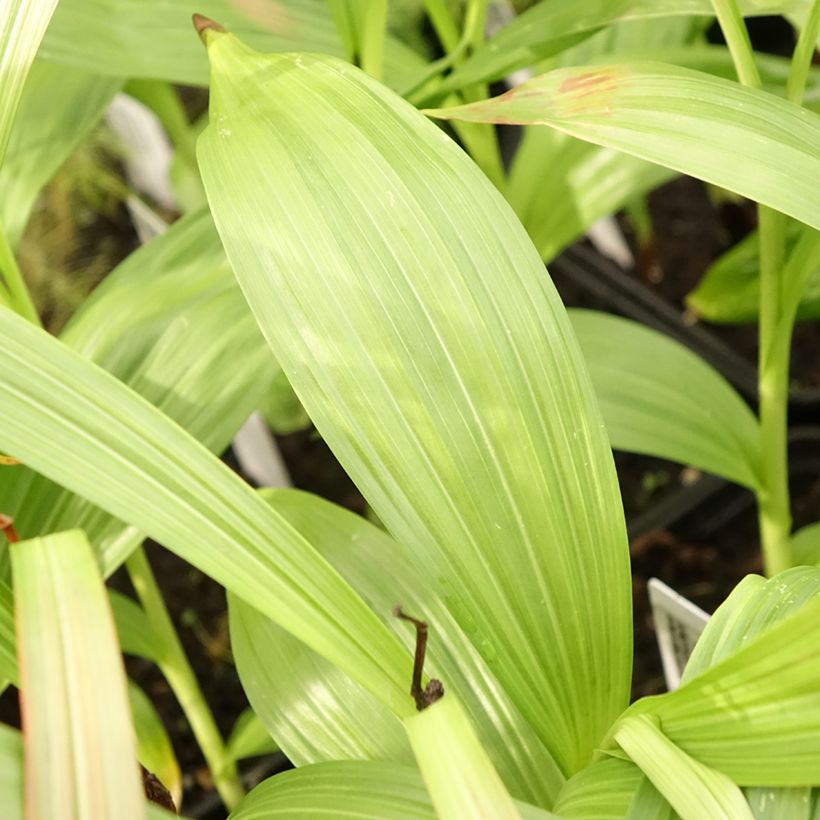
<box><xmin>231</xmin><ymin>489</ymin><xmax>562</xmax><ymax>806</ymax></box>
<box><xmin>12</xmin><ymin>530</ymin><xmax>145</xmax><ymax>819</ymax></box>
<box><xmin>128</xmin><ymin>681</ymin><xmax>182</xmax><ymax>808</ymax></box>
<box><xmin>0</xmin><ymin>579</ymin><xmax>17</xmax><ymax>685</ymax></box>
<box><xmin>625</xmin><ymin>595</ymin><xmax>820</xmax><ymax>784</ymax></box>
<box><xmin>199</xmin><ymin>33</ymin><xmax>631</xmax><ymax>777</ymax></box>
<box><xmin>0</xmin><ymin>305</ymin><xmax>414</xmax><ymax>718</ymax></box>
<box><xmin>0</xmin><ymin>60</ymin><xmax>120</xmax><ymax>248</ymax></box>
<box><xmin>746</xmin><ymin>786</ymin><xmax>814</xmax><ymax>819</ymax></box>
<box><xmin>428</xmin><ymin>62</ymin><xmax>820</xmax><ymax>232</ymax></box>
<box><xmin>0</xmin><ymin>0</ymin><xmax>60</xmax><ymax>165</ymax></box>
<box><xmin>227</xmin><ymin>760</ymin><xmax>554</xmax><ymax>820</ymax></box>
<box><xmin>438</xmin><ymin>0</ymin><xmax>807</xmax><ymax>93</ymax></box>
<box><xmin>615</xmin><ymin>714</ymin><xmax>753</xmax><ymax>820</ymax></box>
<box><xmin>553</xmin><ymin>758</ymin><xmax>643</xmax><ymax>819</ymax></box>
<box><xmin>792</xmin><ymin>523</ymin><xmax>820</xmax><ymax>566</ymax></box>
<box><xmin>625</xmin><ymin>777</ymin><xmax>676</xmax><ymax>820</ymax></box>
<box><xmin>225</xmin><ymin>708</ymin><xmax>279</xmax><ymax>764</ymax></box>
<box><xmin>570</xmin><ymin>309</ymin><xmax>762</xmax><ymax>488</ymax></box>
<box><xmin>405</xmin><ymin>696</ymin><xmax>524</xmax><ymax>820</ymax></box>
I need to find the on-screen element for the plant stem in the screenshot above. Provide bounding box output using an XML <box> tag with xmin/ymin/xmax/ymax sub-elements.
<box><xmin>786</xmin><ymin>0</ymin><xmax>820</xmax><ymax>105</ymax></box>
<box><xmin>359</xmin><ymin>0</ymin><xmax>388</xmax><ymax>81</ymax></box>
<box><xmin>0</xmin><ymin>220</ymin><xmax>40</xmax><ymax>326</ymax></box>
<box><xmin>125</xmin><ymin>546</ymin><xmax>244</xmax><ymax>809</ymax></box>
<box><xmin>710</xmin><ymin>0</ymin><xmax>796</xmax><ymax>574</ymax></box>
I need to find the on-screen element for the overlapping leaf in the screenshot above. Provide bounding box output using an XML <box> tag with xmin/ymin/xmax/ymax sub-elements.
<box><xmin>0</xmin><ymin>304</ymin><xmax>415</xmax><ymax>717</ymax></box>
<box><xmin>230</xmin><ymin>489</ymin><xmax>563</xmax><ymax>806</ymax></box>
<box><xmin>429</xmin><ymin>62</ymin><xmax>820</xmax><ymax>232</ymax></box>
<box><xmin>198</xmin><ymin>34</ymin><xmax>631</xmax><ymax>776</ymax></box>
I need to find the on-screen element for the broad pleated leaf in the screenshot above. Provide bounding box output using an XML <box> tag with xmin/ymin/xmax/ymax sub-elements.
<box><xmin>12</xmin><ymin>530</ymin><xmax>145</xmax><ymax>819</ymax></box>
<box><xmin>405</xmin><ymin>696</ymin><xmax>525</xmax><ymax>820</ymax></box>
<box><xmin>198</xmin><ymin>32</ymin><xmax>631</xmax><ymax>778</ymax></box>
<box><xmin>614</xmin><ymin>715</ymin><xmax>753</xmax><ymax>820</ymax></box>
<box><xmin>624</xmin><ymin>594</ymin><xmax>820</xmax><ymax>785</ymax></box>
<box><xmin>437</xmin><ymin>0</ymin><xmax>806</xmax><ymax>92</ymax></box>
<box><xmin>0</xmin><ymin>208</ymin><xmax>274</xmax><ymax>576</ymax></box>
<box><xmin>227</xmin><ymin>761</ymin><xmax>554</xmax><ymax>820</ymax></box>
<box><xmin>570</xmin><ymin>309</ymin><xmax>762</xmax><ymax>488</ymax></box>
<box><xmin>230</xmin><ymin>489</ymin><xmax>564</xmax><ymax>807</ymax></box>
<box><xmin>553</xmin><ymin>758</ymin><xmax>643</xmax><ymax>819</ymax></box>
<box><xmin>0</xmin><ymin>0</ymin><xmax>60</xmax><ymax>164</ymax></box>
<box><xmin>428</xmin><ymin>62</ymin><xmax>820</xmax><ymax>232</ymax></box>
<box><xmin>792</xmin><ymin>523</ymin><xmax>820</xmax><ymax>566</ymax></box>
<box><xmin>0</xmin><ymin>724</ymin><xmax>22</xmax><ymax>820</ymax></box>
<box><xmin>746</xmin><ymin>786</ymin><xmax>814</xmax><ymax>819</ymax></box>
<box><xmin>625</xmin><ymin>778</ymin><xmax>676</xmax><ymax>820</ymax></box>
<box><xmin>0</xmin><ymin>306</ymin><xmax>414</xmax><ymax>717</ymax></box>
<box><xmin>0</xmin><ymin>60</ymin><xmax>120</xmax><ymax>248</ymax></box>
<box><xmin>128</xmin><ymin>681</ymin><xmax>182</xmax><ymax>808</ymax></box>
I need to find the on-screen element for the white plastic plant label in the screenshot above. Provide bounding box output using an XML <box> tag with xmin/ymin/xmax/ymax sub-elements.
<box><xmin>648</xmin><ymin>578</ymin><xmax>710</xmax><ymax>691</ymax></box>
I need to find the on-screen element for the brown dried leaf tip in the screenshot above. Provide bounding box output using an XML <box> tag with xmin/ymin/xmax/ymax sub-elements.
<box><xmin>393</xmin><ymin>605</ymin><xmax>444</xmax><ymax>711</ymax></box>
<box><xmin>192</xmin><ymin>13</ymin><xmax>225</xmax><ymax>41</ymax></box>
<box><xmin>141</xmin><ymin>764</ymin><xmax>176</xmax><ymax>813</ymax></box>
<box><xmin>0</xmin><ymin>514</ymin><xmax>19</xmax><ymax>544</ymax></box>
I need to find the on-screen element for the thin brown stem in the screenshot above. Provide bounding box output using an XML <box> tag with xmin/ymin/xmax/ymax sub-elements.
<box><xmin>393</xmin><ymin>605</ymin><xmax>444</xmax><ymax>711</ymax></box>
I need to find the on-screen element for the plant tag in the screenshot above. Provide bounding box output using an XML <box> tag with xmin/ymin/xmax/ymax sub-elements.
<box><xmin>648</xmin><ymin>578</ymin><xmax>710</xmax><ymax>691</ymax></box>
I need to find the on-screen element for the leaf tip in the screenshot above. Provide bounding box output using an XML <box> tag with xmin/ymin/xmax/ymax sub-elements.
<box><xmin>192</xmin><ymin>13</ymin><xmax>225</xmax><ymax>44</ymax></box>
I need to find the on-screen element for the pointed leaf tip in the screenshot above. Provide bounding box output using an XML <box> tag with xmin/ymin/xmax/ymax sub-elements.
<box><xmin>192</xmin><ymin>13</ymin><xmax>224</xmax><ymax>43</ymax></box>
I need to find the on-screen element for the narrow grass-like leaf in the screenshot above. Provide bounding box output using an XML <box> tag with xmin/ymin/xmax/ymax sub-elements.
<box><xmin>0</xmin><ymin>0</ymin><xmax>60</xmax><ymax>164</ymax></box>
<box><xmin>128</xmin><ymin>681</ymin><xmax>182</xmax><ymax>808</ymax></box>
<box><xmin>429</xmin><ymin>63</ymin><xmax>820</xmax><ymax>232</ymax></box>
<box><xmin>624</xmin><ymin>595</ymin><xmax>820</xmax><ymax>784</ymax></box>
<box><xmin>405</xmin><ymin>696</ymin><xmax>524</xmax><ymax>820</ymax></box>
<box><xmin>571</xmin><ymin>309</ymin><xmax>762</xmax><ymax>488</ymax></box>
<box><xmin>12</xmin><ymin>530</ymin><xmax>145</xmax><ymax>819</ymax></box>
<box><xmin>553</xmin><ymin>758</ymin><xmax>643</xmax><ymax>819</ymax></box>
<box><xmin>0</xmin><ymin>306</ymin><xmax>414</xmax><ymax>717</ymax></box>
<box><xmin>615</xmin><ymin>715</ymin><xmax>753</xmax><ymax>820</ymax></box>
<box><xmin>230</xmin><ymin>489</ymin><xmax>563</xmax><ymax>806</ymax></box>
<box><xmin>792</xmin><ymin>523</ymin><xmax>820</xmax><ymax>566</ymax></box>
<box><xmin>227</xmin><ymin>761</ymin><xmax>554</xmax><ymax>820</ymax></box>
<box><xmin>199</xmin><ymin>33</ymin><xmax>631</xmax><ymax>777</ymax></box>
<box><xmin>0</xmin><ymin>61</ymin><xmax>120</xmax><ymax>248</ymax></box>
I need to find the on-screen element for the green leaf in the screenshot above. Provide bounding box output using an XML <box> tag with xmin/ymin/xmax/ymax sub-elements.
<box><xmin>435</xmin><ymin>0</ymin><xmax>805</xmax><ymax>94</ymax></box>
<box><xmin>570</xmin><ymin>309</ymin><xmax>762</xmax><ymax>488</ymax></box>
<box><xmin>614</xmin><ymin>714</ymin><xmax>753</xmax><ymax>820</ymax></box>
<box><xmin>0</xmin><ymin>0</ymin><xmax>60</xmax><ymax>165</ymax></box>
<box><xmin>553</xmin><ymin>758</ymin><xmax>643</xmax><ymax>819</ymax></box>
<box><xmin>128</xmin><ymin>681</ymin><xmax>182</xmax><ymax>808</ymax></box>
<box><xmin>112</xmin><ymin>592</ymin><xmax>161</xmax><ymax>663</ymax></box>
<box><xmin>0</xmin><ymin>579</ymin><xmax>17</xmax><ymax>686</ymax></box>
<box><xmin>624</xmin><ymin>777</ymin><xmax>676</xmax><ymax>820</ymax></box>
<box><xmin>0</xmin><ymin>305</ymin><xmax>414</xmax><ymax>718</ymax></box>
<box><xmin>230</xmin><ymin>489</ymin><xmax>562</xmax><ymax>806</ymax></box>
<box><xmin>0</xmin><ymin>60</ymin><xmax>120</xmax><ymax>249</ymax></box>
<box><xmin>745</xmin><ymin>786</ymin><xmax>814</xmax><ymax>819</ymax></box>
<box><xmin>225</xmin><ymin>708</ymin><xmax>279</xmax><ymax>764</ymax></box>
<box><xmin>405</xmin><ymin>695</ymin><xmax>525</xmax><ymax>820</ymax></box>
<box><xmin>227</xmin><ymin>760</ymin><xmax>554</xmax><ymax>820</ymax></box>
<box><xmin>428</xmin><ymin>62</ymin><xmax>820</xmax><ymax>232</ymax></box>
<box><xmin>198</xmin><ymin>33</ymin><xmax>631</xmax><ymax>777</ymax></box>
<box><xmin>792</xmin><ymin>523</ymin><xmax>820</xmax><ymax>566</ymax></box>
<box><xmin>0</xmin><ymin>724</ymin><xmax>22</xmax><ymax>820</ymax></box>
<box><xmin>12</xmin><ymin>530</ymin><xmax>145</xmax><ymax>818</ymax></box>
<box><xmin>625</xmin><ymin>594</ymin><xmax>820</xmax><ymax>785</ymax></box>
